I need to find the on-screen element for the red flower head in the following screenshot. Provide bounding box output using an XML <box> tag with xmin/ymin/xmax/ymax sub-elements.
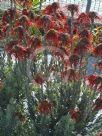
<box><xmin>69</xmin><ymin>54</ymin><xmax>80</xmax><ymax>68</ymax></box>
<box><xmin>74</xmin><ymin>37</ymin><xmax>90</xmax><ymax>56</ymax></box>
<box><xmin>43</xmin><ymin>2</ymin><xmax>59</xmax><ymax>14</ymax></box>
<box><xmin>51</xmin><ymin>2</ymin><xmax>59</xmax><ymax>12</ymax></box>
<box><xmin>28</xmin><ymin>10</ymin><xmax>35</xmax><ymax>20</ymax></box>
<box><xmin>2</xmin><ymin>10</ymin><xmax>10</xmax><ymax>24</ymax></box>
<box><xmin>93</xmin><ymin>43</ymin><xmax>102</xmax><ymax>57</ymax></box>
<box><xmin>57</xmin><ymin>10</ymin><xmax>67</xmax><ymax>21</ymax></box>
<box><xmin>5</xmin><ymin>41</ymin><xmax>30</xmax><ymax>60</ymax></box>
<box><xmin>58</xmin><ymin>32</ymin><xmax>70</xmax><ymax>46</ymax></box>
<box><xmin>37</xmin><ymin>15</ymin><xmax>54</xmax><ymax>31</ymax></box>
<box><xmin>5</xmin><ymin>40</ymin><xmax>18</xmax><ymax>54</ymax></box>
<box><xmin>30</xmin><ymin>37</ymin><xmax>42</xmax><ymax>50</ymax></box>
<box><xmin>79</xmin><ymin>29</ymin><xmax>92</xmax><ymax>40</ymax></box>
<box><xmin>22</xmin><ymin>8</ymin><xmax>29</xmax><ymax>16</ymax></box>
<box><xmin>61</xmin><ymin>68</ymin><xmax>80</xmax><ymax>82</ymax></box>
<box><xmin>93</xmin><ymin>97</ymin><xmax>102</xmax><ymax>110</ymax></box>
<box><xmin>45</xmin><ymin>29</ymin><xmax>59</xmax><ymax>45</ymax></box>
<box><xmin>70</xmin><ymin>109</ymin><xmax>81</xmax><ymax>122</ymax></box>
<box><xmin>66</xmin><ymin>4</ymin><xmax>79</xmax><ymax>16</ymax></box>
<box><xmin>11</xmin><ymin>45</ymin><xmax>30</xmax><ymax>60</ymax></box>
<box><xmin>14</xmin><ymin>112</ymin><xmax>27</xmax><ymax>123</ymax></box>
<box><xmin>88</xmin><ymin>11</ymin><xmax>100</xmax><ymax>23</ymax></box>
<box><xmin>18</xmin><ymin>15</ymin><xmax>31</xmax><ymax>28</ymax></box>
<box><xmin>34</xmin><ymin>73</ymin><xmax>45</xmax><ymax>85</ymax></box>
<box><xmin>86</xmin><ymin>74</ymin><xmax>102</xmax><ymax>92</ymax></box>
<box><xmin>2</xmin><ymin>8</ymin><xmax>16</xmax><ymax>24</ymax></box>
<box><xmin>77</xmin><ymin>13</ymin><xmax>91</xmax><ymax>25</ymax></box>
<box><xmin>37</xmin><ymin>100</ymin><xmax>53</xmax><ymax>115</ymax></box>
<box><xmin>13</xmin><ymin>25</ymin><xmax>25</xmax><ymax>40</ymax></box>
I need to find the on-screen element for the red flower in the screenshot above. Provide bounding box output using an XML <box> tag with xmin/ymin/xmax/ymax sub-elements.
<box><xmin>94</xmin><ymin>97</ymin><xmax>102</xmax><ymax>110</ymax></box>
<box><xmin>43</xmin><ymin>2</ymin><xmax>59</xmax><ymax>14</ymax></box>
<box><xmin>61</xmin><ymin>68</ymin><xmax>80</xmax><ymax>82</ymax></box>
<box><xmin>66</xmin><ymin>4</ymin><xmax>79</xmax><ymax>16</ymax></box>
<box><xmin>30</xmin><ymin>37</ymin><xmax>42</xmax><ymax>50</ymax></box>
<box><xmin>77</xmin><ymin>13</ymin><xmax>91</xmax><ymax>25</ymax></box>
<box><xmin>13</xmin><ymin>25</ymin><xmax>25</xmax><ymax>40</ymax></box>
<box><xmin>37</xmin><ymin>100</ymin><xmax>53</xmax><ymax>115</ymax></box>
<box><xmin>2</xmin><ymin>10</ymin><xmax>9</xmax><ymax>24</ymax></box>
<box><xmin>18</xmin><ymin>15</ymin><xmax>31</xmax><ymax>28</ymax></box>
<box><xmin>70</xmin><ymin>109</ymin><xmax>81</xmax><ymax>122</ymax></box>
<box><xmin>34</xmin><ymin>73</ymin><xmax>45</xmax><ymax>85</ymax></box>
<box><xmin>45</xmin><ymin>29</ymin><xmax>59</xmax><ymax>45</ymax></box>
<box><xmin>74</xmin><ymin>38</ymin><xmax>90</xmax><ymax>56</ymax></box>
<box><xmin>22</xmin><ymin>8</ymin><xmax>29</xmax><ymax>16</ymax></box>
<box><xmin>86</xmin><ymin>74</ymin><xmax>102</xmax><ymax>91</ymax></box>
<box><xmin>28</xmin><ymin>10</ymin><xmax>35</xmax><ymax>20</ymax></box>
<box><xmin>5</xmin><ymin>41</ymin><xmax>30</xmax><ymax>60</ymax></box>
<box><xmin>2</xmin><ymin>8</ymin><xmax>16</xmax><ymax>24</ymax></box>
<box><xmin>58</xmin><ymin>32</ymin><xmax>71</xmax><ymax>46</ymax></box>
<box><xmin>12</xmin><ymin>46</ymin><xmax>30</xmax><ymax>60</ymax></box>
<box><xmin>93</xmin><ymin>43</ymin><xmax>102</xmax><ymax>57</ymax></box>
<box><xmin>14</xmin><ymin>112</ymin><xmax>26</xmax><ymax>123</ymax></box>
<box><xmin>35</xmin><ymin>15</ymin><xmax>54</xmax><ymax>31</ymax></box>
<box><xmin>51</xmin><ymin>2</ymin><xmax>59</xmax><ymax>12</ymax></box>
<box><xmin>5</xmin><ymin>40</ymin><xmax>18</xmax><ymax>53</ymax></box>
<box><xmin>88</xmin><ymin>11</ymin><xmax>100</xmax><ymax>23</ymax></box>
<box><xmin>69</xmin><ymin>54</ymin><xmax>80</xmax><ymax>68</ymax></box>
<box><xmin>79</xmin><ymin>29</ymin><xmax>91</xmax><ymax>39</ymax></box>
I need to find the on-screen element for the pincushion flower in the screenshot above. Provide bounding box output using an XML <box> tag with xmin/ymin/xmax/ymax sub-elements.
<box><xmin>66</xmin><ymin>4</ymin><xmax>79</xmax><ymax>16</ymax></box>
<box><xmin>93</xmin><ymin>43</ymin><xmax>102</xmax><ymax>57</ymax></box>
<box><xmin>45</xmin><ymin>29</ymin><xmax>59</xmax><ymax>45</ymax></box>
<box><xmin>35</xmin><ymin>15</ymin><xmax>54</xmax><ymax>31</ymax></box>
<box><xmin>31</xmin><ymin>37</ymin><xmax>42</xmax><ymax>50</ymax></box>
<box><xmin>74</xmin><ymin>38</ymin><xmax>90</xmax><ymax>56</ymax></box>
<box><xmin>56</xmin><ymin>10</ymin><xmax>67</xmax><ymax>21</ymax></box>
<box><xmin>58</xmin><ymin>32</ymin><xmax>71</xmax><ymax>46</ymax></box>
<box><xmin>13</xmin><ymin>25</ymin><xmax>25</xmax><ymax>40</ymax></box>
<box><xmin>37</xmin><ymin>100</ymin><xmax>53</xmax><ymax>115</ymax></box>
<box><xmin>69</xmin><ymin>54</ymin><xmax>80</xmax><ymax>68</ymax></box>
<box><xmin>79</xmin><ymin>29</ymin><xmax>91</xmax><ymax>39</ymax></box>
<box><xmin>18</xmin><ymin>15</ymin><xmax>32</xmax><ymax>28</ymax></box>
<box><xmin>43</xmin><ymin>2</ymin><xmax>59</xmax><ymax>14</ymax></box>
<box><xmin>77</xmin><ymin>13</ymin><xmax>91</xmax><ymax>25</ymax></box>
<box><xmin>86</xmin><ymin>74</ymin><xmax>102</xmax><ymax>91</ymax></box>
<box><xmin>2</xmin><ymin>8</ymin><xmax>16</xmax><ymax>24</ymax></box>
<box><xmin>11</xmin><ymin>45</ymin><xmax>30</xmax><ymax>60</ymax></box>
<box><xmin>5</xmin><ymin>41</ymin><xmax>30</xmax><ymax>60</ymax></box>
<box><xmin>34</xmin><ymin>73</ymin><xmax>45</xmax><ymax>85</ymax></box>
<box><xmin>70</xmin><ymin>109</ymin><xmax>81</xmax><ymax>122</ymax></box>
<box><xmin>14</xmin><ymin>112</ymin><xmax>27</xmax><ymax>124</ymax></box>
<box><xmin>88</xmin><ymin>11</ymin><xmax>100</xmax><ymax>23</ymax></box>
<box><xmin>61</xmin><ymin>68</ymin><xmax>80</xmax><ymax>82</ymax></box>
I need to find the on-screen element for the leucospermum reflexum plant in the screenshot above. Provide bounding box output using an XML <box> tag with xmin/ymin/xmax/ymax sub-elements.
<box><xmin>0</xmin><ymin>1</ymin><xmax>102</xmax><ymax>136</ymax></box>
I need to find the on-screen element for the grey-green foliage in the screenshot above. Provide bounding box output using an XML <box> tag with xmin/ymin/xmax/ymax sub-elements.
<box><xmin>54</xmin><ymin>113</ymin><xmax>75</xmax><ymax>136</ymax></box>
